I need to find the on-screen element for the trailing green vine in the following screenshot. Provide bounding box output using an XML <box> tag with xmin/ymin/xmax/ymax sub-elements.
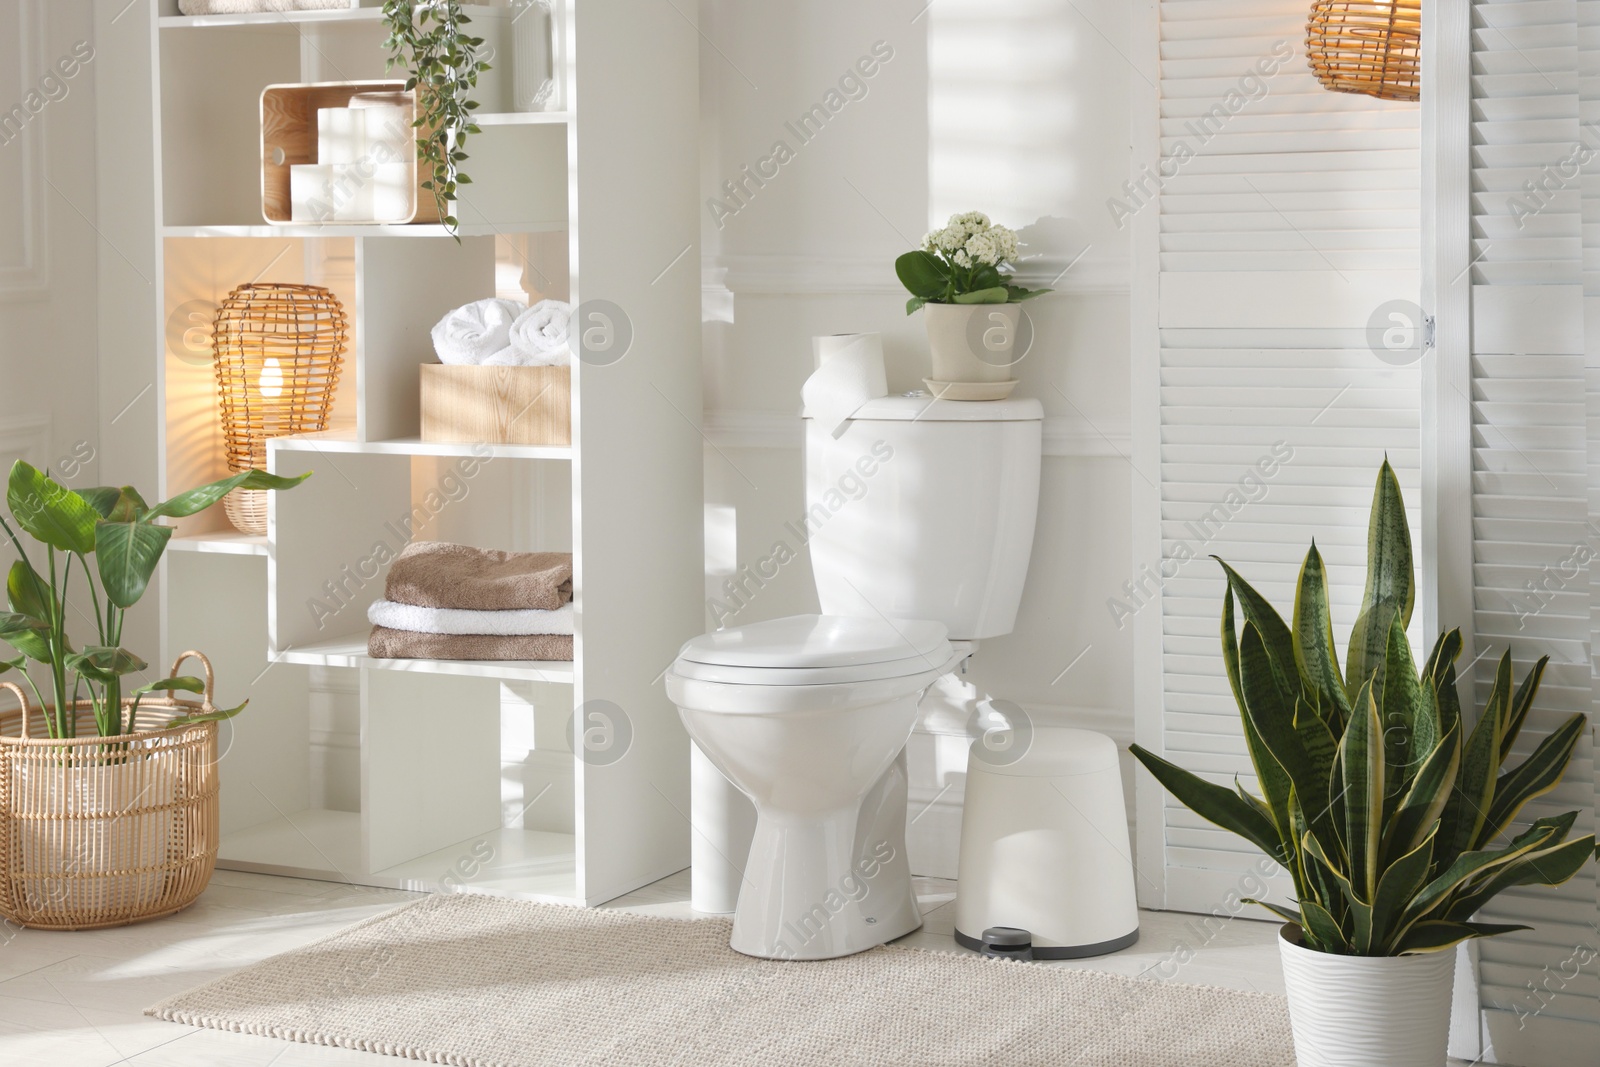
<box><xmin>381</xmin><ymin>0</ymin><xmax>490</xmax><ymax>238</ymax></box>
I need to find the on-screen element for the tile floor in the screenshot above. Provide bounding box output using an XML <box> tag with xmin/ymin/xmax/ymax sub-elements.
<box><xmin>0</xmin><ymin>868</ymin><xmax>1470</xmax><ymax>1066</ymax></box>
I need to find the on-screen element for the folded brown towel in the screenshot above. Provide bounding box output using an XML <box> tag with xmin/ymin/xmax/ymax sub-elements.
<box><xmin>385</xmin><ymin>542</ymin><xmax>573</xmax><ymax>611</ymax></box>
<box><xmin>368</xmin><ymin>627</ymin><xmax>574</xmax><ymax>662</ymax></box>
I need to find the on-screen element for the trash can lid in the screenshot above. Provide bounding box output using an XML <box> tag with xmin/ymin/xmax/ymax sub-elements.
<box><xmin>967</xmin><ymin>724</ymin><xmax>1120</xmax><ymax>777</ymax></box>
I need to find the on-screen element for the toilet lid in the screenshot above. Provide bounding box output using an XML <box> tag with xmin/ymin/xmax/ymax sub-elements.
<box><xmin>674</xmin><ymin>615</ymin><xmax>951</xmax><ymax>685</ymax></box>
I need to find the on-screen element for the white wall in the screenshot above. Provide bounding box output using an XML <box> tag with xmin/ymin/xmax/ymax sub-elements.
<box><xmin>0</xmin><ymin>0</ymin><xmax>101</xmax><ymax>487</ymax></box>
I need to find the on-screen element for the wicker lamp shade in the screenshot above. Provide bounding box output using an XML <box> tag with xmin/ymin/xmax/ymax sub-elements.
<box><xmin>211</xmin><ymin>283</ymin><xmax>347</xmax><ymax>533</ymax></box>
<box><xmin>1306</xmin><ymin>1</ymin><xmax>1421</xmax><ymax>102</ymax></box>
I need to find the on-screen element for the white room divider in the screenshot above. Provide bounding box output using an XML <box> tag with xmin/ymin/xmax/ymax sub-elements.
<box><xmin>1131</xmin><ymin>0</ymin><xmax>1423</xmax><ymax>915</ymax></box>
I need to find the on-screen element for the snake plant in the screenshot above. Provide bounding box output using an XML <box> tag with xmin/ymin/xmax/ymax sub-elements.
<box><xmin>0</xmin><ymin>460</ymin><xmax>309</xmax><ymax>739</ymax></box>
<box><xmin>1131</xmin><ymin>459</ymin><xmax>1596</xmax><ymax>955</ymax></box>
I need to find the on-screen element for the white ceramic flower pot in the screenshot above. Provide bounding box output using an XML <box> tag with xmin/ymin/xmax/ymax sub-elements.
<box><xmin>924</xmin><ymin>303</ymin><xmax>1020</xmax><ymax>384</ymax></box>
<box><xmin>1278</xmin><ymin>924</ymin><xmax>1455</xmax><ymax>1067</ymax></box>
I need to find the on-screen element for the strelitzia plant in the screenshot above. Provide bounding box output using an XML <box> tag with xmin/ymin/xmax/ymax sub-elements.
<box><xmin>0</xmin><ymin>460</ymin><xmax>309</xmax><ymax>739</ymax></box>
<box><xmin>1131</xmin><ymin>460</ymin><xmax>1596</xmax><ymax>955</ymax></box>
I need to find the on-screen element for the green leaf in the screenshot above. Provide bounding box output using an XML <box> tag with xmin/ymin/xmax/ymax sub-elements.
<box><xmin>94</xmin><ymin>521</ymin><xmax>173</xmax><ymax>610</ymax></box>
<box><xmin>1243</xmin><ymin>898</ymin><xmax>1302</xmax><ymax>927</ymax></box>
<box><xmin>1401</xmin><ymin>821</ymin><xmax>1564</xmax><ymax>926</ymax></box>
<box><xmin>1129</xmin><ymin>743</ymin><xmax>1283</xmax><ymax>859</ymax></box>
<box><xmin>1004</xmin><ymin>284</ymin><xmax>1050</xmax><ymax>301</ymax></box>
<box><xmin>1215</xmin><ymin>559</ymin><xmax>1302</xmax><ymax>710</ymax></box>
<box><xmin>133</xmin><ymin>676</ymin><xmax>206</xmax><ymax>697</ymax></box>
<box><xmin>1443</xmin><ymin>652</ymin><xmax>1510</xmax><ymax>855</ymax></box>
<box><xmin>1396</xmin><ymin>920</ymin><xmax>1531</xmax><ymax>954</ymax></box>
<box><xmin>0</xmin><ymin>610</ymin><xmax>53</xmax><ymax>663</ymax></box>
<box><xmin>1300</xmin><ymin>898</ymin><xmax>1348</xmax><ymax>952</ymax></box>
<box><xmin>1382</xmin><ymin>724</ymin><xmax>1460</xmax><ymax>863</ymax></box>
<box><xmin>78</xmin><ymin>486</ymin><xmax>147</xmax><ymax>523</ymax></box>
<box><xmin>905</xmin><ymin>296</ymin><xmax>929</xmax><ymax>315</ymax></box>
<box><xmin>1368</xmin><ymin>828</ymin><xmax>1436</xmax><ymax>953</ymax></box>
<box><xmin>164</xmin><ymin>699</ymin><xmax>248</xmax><ymax>728</ymax></box>
<box><xmin>1345</xmin><ymin>458</ymin><xmax>1414</xmax><ymax>692</ymax></box>
<box><xmin>6</xmin><ymin>460</ymin><xmax>99</xmax><ymax>554</ymax></box>
<box><xmin>1481</xmin><ymin>713</ymin><xmax>1587</xmax><ymax>845</ymax></box>
<box><xmin>1238</xmin><ymin>624</ymin><xmax>1332</xmax><ymax>857</ymax></box>
<box><xmin>951</xmin><ymin>286</ymin><xmax>1010</xmax><ymax>304</ymax></box>
<box><xmin>7</xmin><ymin>558</ymin><xmax>48</xmax><ymax>621</ymax></box>
<box><xmin>1219</xmin><ymin>585</ymin><xmax>1293</xmax><ymax>843</ymax></box>
<box><xmin>1379</xmin><ymin>606</ymin><xmax>1435</xmax><ymax>807</ymax></box>
<box><xmin>895</xmin><ymin>250</ymin><xmax>951</xmax><ymax>300</ymax></box>
<box><xmin>1499</xmin><ymin>655</ymin><xmax>1549</xmax><ymax>763</ymax></box>
<box><xmin>1291</xmin><ymin>542</ymin><xmax>1351</xmax><ymax>729</ymax></box>
<box><xmin>1341</xmin><ymin>678</ymin><xmax>1384</xmax><ymax>900</ymax></box>
<box><xmin>143</xmin><ymin>470</ymin><xmax>311</xmax><ymax>521</ymax></box>
<box><xmin>65</xmin><ymin>645</ymin><xmax>148</xmax><ymax>680</ymax></box>
<box><xmin>1445</xmin><ymin>832</ymin><xmax>1597</xmax><ymax>919</ymax></box>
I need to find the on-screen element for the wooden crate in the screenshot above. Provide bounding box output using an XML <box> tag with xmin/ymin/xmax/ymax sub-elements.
<box><xmin>421</xmin><ymin>364</ymin><xmax>572</xmax><ymax>447</ymax></box>
<box><xmin>260</xmin><ymin>81</ymin><xmax>440</xmax><ymax>225</ymax></box>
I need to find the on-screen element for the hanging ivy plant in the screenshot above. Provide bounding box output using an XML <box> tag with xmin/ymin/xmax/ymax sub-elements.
<box><xmin>381</xmin><ymin>0</ymin><xmax>491</xmax><ymax>238</ymax></box>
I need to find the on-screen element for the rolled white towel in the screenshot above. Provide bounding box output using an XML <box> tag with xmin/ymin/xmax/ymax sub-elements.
<box><xmin>431</xmin><ymin>298</ymin><xmax>526</xmax><ymax>366</ymax></box>
<box><xmin>367</xmin><ymin>599</ymin><xmax>575</xmax><ymax>637</ymax></box>
<box><xmin>508</xmin><ymin>300</ymin><xmax>573</xmax><ymax>366</ymax></box>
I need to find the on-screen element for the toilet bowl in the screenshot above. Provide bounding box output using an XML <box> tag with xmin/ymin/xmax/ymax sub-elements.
<box><xmin>671</xmin><ymin>394</ymin><xmax>1044</xmax><ymax>959</ymax></box>
<box><xmin>667</xmin><ymin>614</ymin><xmax>954</xmax><ymax>959</ymax></box>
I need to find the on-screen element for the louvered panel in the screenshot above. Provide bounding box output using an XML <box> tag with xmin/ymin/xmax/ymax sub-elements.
<box><xmin>1156</xmin><ymin>0</ymin><xmax>1419</xmax><ymax>276</ymax></box>
<box><xmin>1149</xmin><ymin>0</ymin><xmax>1422</xmax><ymax>911</ymax></box>
<box><xmin>1470</xmin><ymin>1</ymin><xmax>1593</xmax><ymax>1019</ymax></box>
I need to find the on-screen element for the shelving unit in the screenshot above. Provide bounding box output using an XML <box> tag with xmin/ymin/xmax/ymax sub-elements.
<box><xmin>149</xmin><ymin>0</ymin><xmax>702</xmax><ymax>906</ymax></box>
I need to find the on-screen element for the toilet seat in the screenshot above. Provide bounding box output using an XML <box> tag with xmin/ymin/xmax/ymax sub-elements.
<box><xmin>673</xmin><ymin>614</ymin><xmax>952</xmax><ymax>687</ymax></box>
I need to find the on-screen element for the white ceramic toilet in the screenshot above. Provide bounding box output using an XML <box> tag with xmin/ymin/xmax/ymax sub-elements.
<box><xmin>665</xmin><ymin>394</ymin><xmax>1042</xmax><ymax>960</ymax></box>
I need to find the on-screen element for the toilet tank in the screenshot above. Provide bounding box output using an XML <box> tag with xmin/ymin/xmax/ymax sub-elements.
<box><xmin>804</xmin><ymin>395</ymin><xmax>1043</xmax><ymax>640</ymax></box>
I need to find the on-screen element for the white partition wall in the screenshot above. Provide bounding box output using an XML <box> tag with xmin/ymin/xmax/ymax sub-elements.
<box><xmin>139</xmin><ymin>1</ymin><xmax>701</xmax><ymax>906</ymax></box>
<box><xmin>1132</xmin><ymin>0</ymin><xmax>1423</xmax><ymax>914</ymax></box>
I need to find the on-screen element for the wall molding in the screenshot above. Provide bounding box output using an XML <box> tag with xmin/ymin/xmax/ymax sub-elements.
<box><xmin>703</xmin><ymin>407</ymin><xmax>1132</xmax><ymax>459</ymax></box>
<box><xmin>703</xmin><ymin>253</ymin><xmax>1131</xmax><ymax>298</ymax></box>
<box><xmin>0</xmin><ymin>414</ymin><xmax>52</xmax><ymax>468</ymax></box>
<box><xmin>0</xmin><ymin>0</ymin><xmax>49</xmax><ymax>302</ymax></box>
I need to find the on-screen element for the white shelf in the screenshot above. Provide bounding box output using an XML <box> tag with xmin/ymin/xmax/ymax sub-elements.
<box><xmin>163</xmin><ymin>221</ymin><xmax>566</xmax><ymax>240</ymax></box>
<box><xmin>273</xmin><ymin>432</ymin><xmax>572</xmax><ymax>461</ymax></box>
<box><xmin>279</xmin><ymin>633</ymin><xmax>576</xmax><ymax>684</ymax></box>
<box><xmin>168</xmin><ymin>531</ymin><xmax>270</xmax><ymax>556</ymax></box>
<box><xmin>475</xmin><ymin>111</ymin><xmax>571</xmax><ymax>126</ymax></box>
<box><xmin>217</xmin><ymin>812</ymin><xmax>581</xmax><ymax>903</ymax></box>
<box><xmin>159</xmin><ymin>5</ymin><xmax>499</xmax><ymax>30</ymax></box>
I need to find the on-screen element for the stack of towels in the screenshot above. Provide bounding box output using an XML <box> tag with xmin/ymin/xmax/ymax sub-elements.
<box><xmin>431</xmin><ymin>298</ymin><xmax>572</xmax><ymax>368</ymax></box>
<box><xmin>367</xmin><ymin>542</ymin><xmax>574</xmax><ymax>662</ymax></box>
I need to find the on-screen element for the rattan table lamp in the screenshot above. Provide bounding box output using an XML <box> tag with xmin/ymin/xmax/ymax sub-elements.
<box><xmin>212</xmin><ymin>283</ymin><xmax>347</xmax><ymax>534</ymax></box>
<box><xmin>1306</xmin><ymin>1</ymin><xmax>1421</xmax><ymax>102</ymax></box>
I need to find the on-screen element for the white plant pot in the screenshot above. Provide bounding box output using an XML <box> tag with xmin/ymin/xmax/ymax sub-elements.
<box><xmin>924</xmin><ymin>303</ymin><xmax>1020</xmax><ymax>384</ymax></box>
<box><xmin>1278</xmin><ymin>924</ymin><xmax>1455</xmax><ymax>1067</ymax></box>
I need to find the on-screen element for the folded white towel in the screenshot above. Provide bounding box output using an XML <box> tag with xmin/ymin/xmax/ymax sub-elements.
<box><xmin>431</xmin><ymin>298</ymin><xmax>527</xmax><ymax>366</ymax></box>
<box><xmin>180</xmin><ymin>0</ymin><xmax>352</xmax><ymax>13</ymax></box>
<box><xmin>367</xmin><ymin>600</ymin><xmax>575</xmax><ymax>637</ymax></box>
<box><xmin>508</xmin><ymin>300</ymin><xmax>573</xmax><ymax>366</ymax></box>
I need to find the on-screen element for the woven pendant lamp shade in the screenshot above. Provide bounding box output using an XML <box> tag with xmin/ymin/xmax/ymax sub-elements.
<box><xmin>211</xmin><ymin>284</ymin><xmax>347</xmax><ymax>534</ymax></box>
<box><xmin>1306</xmin><ymin>1</ymin><xmax>1421</xmax><ymax>102</ymax></box>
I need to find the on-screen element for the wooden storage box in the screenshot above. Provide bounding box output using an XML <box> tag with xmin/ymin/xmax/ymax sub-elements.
<box><xmin>260</xmin><ymin>81</ymin><xmax>439</xmax><ymax>226</ymax></box>
<box><xmin>421</xmin><ymin>365</ymin><xmax>572</xmax><ymax>447</ymax></box>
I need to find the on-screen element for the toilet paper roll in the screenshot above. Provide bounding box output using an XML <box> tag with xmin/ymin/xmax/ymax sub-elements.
<box><xmin>802</xmin><ymin>332</ymin><xmax>888</xmax><ymax>439</ymax></box>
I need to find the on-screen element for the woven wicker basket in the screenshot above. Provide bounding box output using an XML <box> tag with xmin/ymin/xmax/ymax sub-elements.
<box><xmin>0</xmin><ymin>653</ymin><xmax>222</xmax><ymax>931</ymax></box>
<box><xmin>1306</xmin><ymin>1</ymin><xmax>1421</xmax><ymax>102</ymax></box>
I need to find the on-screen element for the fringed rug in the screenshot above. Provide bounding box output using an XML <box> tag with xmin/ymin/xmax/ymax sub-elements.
<box><xmin>148</xmin><ymin>894</ymin><xmax>1295</xmax><ymax>1066</ymax></box>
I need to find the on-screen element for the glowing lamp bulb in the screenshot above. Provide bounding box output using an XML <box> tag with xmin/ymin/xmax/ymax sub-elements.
<box><xmin>258</xmin><ymin>357</ymin><xmax>285</xmax><ymax>399</ymax></box>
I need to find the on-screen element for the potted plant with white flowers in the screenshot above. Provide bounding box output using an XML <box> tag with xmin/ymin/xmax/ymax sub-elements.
<box><xmin>895</xmin><ymin>212</ymin><xmax>1049</xmax><ymax>392</ymax></box>
<box><xmin>1130</xmin><ymin>460</ymin><xmax>1595</xmax><ymax>1067</ymax></box>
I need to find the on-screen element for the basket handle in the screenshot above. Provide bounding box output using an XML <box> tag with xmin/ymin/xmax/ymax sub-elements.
<box><xmin>169</xmin><ymin>650</ymin><xmax>218</xmax><ymax>712</ymax></box>
<box><xmin>1</xmin><ymin>680</ymin><xmax>32</xmax><ymax>740</ymax></box>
